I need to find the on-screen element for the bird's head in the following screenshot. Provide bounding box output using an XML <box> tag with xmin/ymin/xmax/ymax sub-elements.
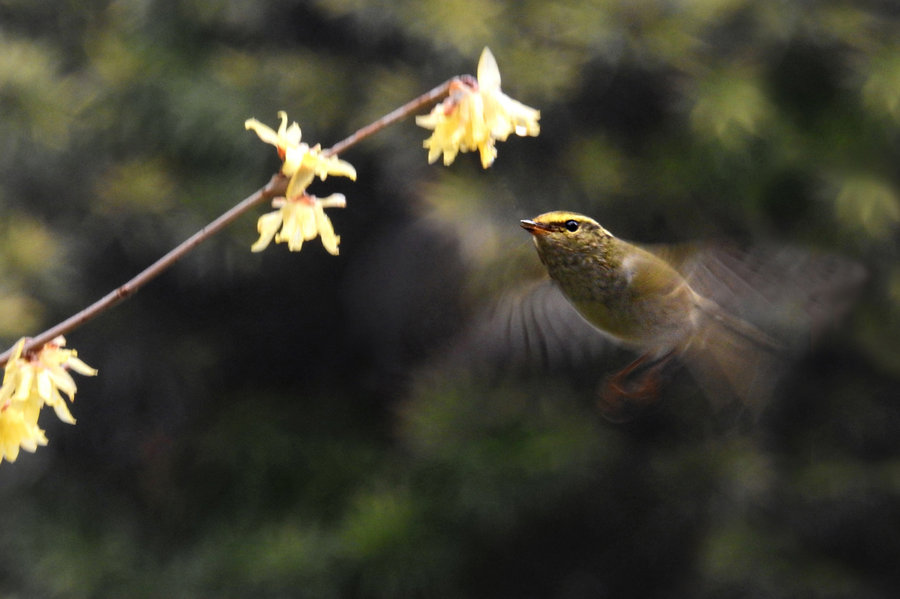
<box><xmin>520</xmin><ymin>211</ymin><xmax>613</xmax><ymax>259</ymax></box>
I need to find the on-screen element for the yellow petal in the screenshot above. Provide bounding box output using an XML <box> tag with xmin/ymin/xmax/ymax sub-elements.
<box><xmin>0</xmin><ymin>399</ymin><xmax>47</xmax><ymax>464</ymax></box>
<box><xmin>463</xmin><ymin>92</ymin><xmax>490</xmax><ymax>149</ymax></box>
<box><xmin>49</xmin><ymin>392</ymin><xmax>76</xmax><ymax>425</ymax></box>
<box><xmin>479</xmin><ymin>139</ymin><xmax>498</xmax><ymax>169</ymax></box>
<box><xmin>285</xmin><ymin>163</ymin><xmax>316</xmax><ymax>199</ymax></box>
<box><xmin>491</xmin><ymin>92</ymin><xmax>541</xmax><ymax>139</ymax></box>
<box><xmin>17</xmin><ymin>430</ymin><xmax>40</xmax><ymax>453</ymax></box>
<box><xmin>441</xmin><ymin>143</ymin><xmax>459</xmax><ymax>166</ymax></box>
<box><xmin>425</xmin><ymin>139</ymin><xmax>444</xmax><ymax>165</ymax></box>
<box><xmin>282</xmin><ymin>143</ymin><xmax>311</xmax><ymax>177</ymax></box>
<box><xmin>278</xmin><ymin>112</ymin><xmax>303</xmax><ymax>146</ymax></box>
<box><xmin>420</xmin><ymin>108</ymin><xmax>463</xmax><ymax>166</ymax></box>
<box><xmin>3</xmin><ymin>439</ymin><xmax>20</xmax><ymax>463</ymax></box>
<box><xmin>244</xmin><ymin>118</ymin><xmax>281</xmax><ymax>147</ymax></box>
<box><xmin>251</xmin><ymin>210</ymin><xmax>284</xmax><ymax>252</ymax></box>
<box><xmin>47</xmin><ymin>366</ymin><xmax>77</xmax><ymax>401</ymax></box>
<box><xmin>318</xmin><ymin>193</ymin><xmax>347</xmax><ymax>210</ymax></box>
<box><xmin>4</xmin><ymin>339</ymin><xmax>25</xmax><ymax>372</ymax></box>
<box><xmin>66</xmin><ymin>356</ymin><xmax>98</xmax><ymax>377</ymax></box>
<box><xmin>36</xmin><ymin>370</ymin><xmax>53</xmax><ymax>402</ymax></box>
<box><xmin>477</xmin><ymin>47</ymin><xmax>501</xmax><ymax>91</ymax></box>
<box><xmin>298</xmin><ymin>203</ymin><xmax>318</xmax><ymax>241</ymax></box>
<box><xmin>247</xmin><ymin>112</ymin><xmax>304</xmax><ymax>159</ymax></box>
<box><xmin>415</xmin><ymin>111</ymin><xmax>439</xmax><ymax>130</ymax></box>
<box><xmin>309</xmin><ymin>153</ymin><xmax>357</xmax><ymax>182</ymax></box>
<box><xmin>314</xmin><ymin>202</ymin><xmax>340</xmax><ymax>256</ymax></box>
<box><xmin>277</xmin><ymin>202</ymin><xmax>315</xmax><ymax>252</ymax></box>
<box><xmin>13</xmin><ymin>366</ymin><xmax>34</xmax><ymax>402</ymax></box>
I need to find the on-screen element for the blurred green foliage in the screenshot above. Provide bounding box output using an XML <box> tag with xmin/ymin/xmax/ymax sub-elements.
<box><xmin>1</xmin><ymin>0</ymin><xmax>900</xmax><ymax>597</ymax></box>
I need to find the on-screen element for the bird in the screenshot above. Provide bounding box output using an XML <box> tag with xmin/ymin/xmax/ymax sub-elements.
<box><xmin>520</xmin><ymin>211</ymin><xmax>866</xmax><ymax>421</ymax></box>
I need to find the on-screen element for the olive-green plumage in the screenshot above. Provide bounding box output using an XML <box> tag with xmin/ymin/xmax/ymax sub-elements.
<box><xmin>520</xmin><ymin>211</ymin><xmax>864</xmax><ymax>411</ymax></box>
<box><xmin>521</xmin><ymin>211</ymin><xmax>721</xmax><ymax>353</ymax></box>
<box><xmin>521</xmin><ymin>212</ymin><xmax>700</xmax><ymax>349</ymax></box>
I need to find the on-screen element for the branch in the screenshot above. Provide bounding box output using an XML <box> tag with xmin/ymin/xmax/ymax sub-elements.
<box><xmin>0</xmin><ymin>77</ymin><xmax>459</xmax><ymax>367</ymax></box>
<box><xmin>324</xmin><ymin>77</ymin><xmax>458</xmax><ymax>157</ymax></box>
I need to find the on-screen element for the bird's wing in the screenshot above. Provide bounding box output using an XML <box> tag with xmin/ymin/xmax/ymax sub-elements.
<box><xmin>652</xmin><ymin>242</ymin><xmax>867</xmax><ymax>350</ymax></box>
<box><xmin>681</xmin><ymin>300</ymin><xmax>785</xmax><ymax>416</ymax></box>
<box><xmin>444</xmin><ymin>279</ymin><xmax>619</xmax><ymax>374</ymax></box>
<box><xmin>642</xmin><ymin>242</ymin><xmax>865</xmax><ymax>416</ymax></box>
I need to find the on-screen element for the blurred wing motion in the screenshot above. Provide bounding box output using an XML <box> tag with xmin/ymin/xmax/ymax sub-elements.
<box><xmin>436</xmin><ymin>239</ymin><xmax>864</xmax><ymax>421</ymax></box>
<box><xmin>681</xmin><ymin>298</ymin><xmax>785</xmax><ymax>415</ymax></box>
<box><xmin>674</xmin><ymin>244</ymin><xmax>867</xmax><ymax>348</ymax></box>
<box><xmin>445</xmin><ymin>280</ymin><xmax>618</xmax><ymax>375</ymax></box>
<box><xmin>659</xmin><ymin>243</ymin><xmax>867</xmax><ymax>413</ymax></box>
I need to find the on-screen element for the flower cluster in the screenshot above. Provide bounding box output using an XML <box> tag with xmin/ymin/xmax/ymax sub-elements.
<box><xmin>416</xmin><ymin>47</ymin><xmax>541</xmax><ymax>169</ymax></box>
<box><xmin>0</xmin><ymin>47</ymin><xmax>542</xmax><ymax>467</ymax></box>
<box><xmin>245</xmin><ymin>112</ymin><xmax>357</xmax><ymax>254</ymax></box>
<box><xmin>252</xmin><ymin>191</ymin><xmax>347</xmax><ymax>255</ymax></box>
<box><xmin>0</xmin><ymin>337</ymin><xmax>97</xmax><ymax>464</ymax></box>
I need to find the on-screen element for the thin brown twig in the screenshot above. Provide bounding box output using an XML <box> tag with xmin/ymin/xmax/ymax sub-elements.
<box><xmin>323</xmin><ymin>77</ymin><xmax>458</xmax><ymax>157</ymax></box>
<box><xmin>0</xmin><ymin>173</ymin><xmax>285</xmax><ymax>366</ymax></box>
<box><xmin>0</xmin><ymin>77</ymin><xmax>459</xmax><ymax>367</ymax></box>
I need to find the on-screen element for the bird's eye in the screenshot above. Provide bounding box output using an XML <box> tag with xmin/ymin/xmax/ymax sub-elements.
<box><xmin>564</xmin><ymin>220</ymin><xmax>580</xmax><ymax>232</ymax></box>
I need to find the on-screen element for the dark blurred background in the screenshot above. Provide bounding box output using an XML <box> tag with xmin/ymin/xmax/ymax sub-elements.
<box><xmin>2</xmin><ymin>1</ymin><xmax>900</xmax><ymax>597</ymax></box>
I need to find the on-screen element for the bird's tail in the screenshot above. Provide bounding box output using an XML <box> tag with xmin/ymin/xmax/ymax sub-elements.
<box><xmin>681</xmin><ymin>301</ymin><xmax>785</xmax><ymax>417</ymax></box>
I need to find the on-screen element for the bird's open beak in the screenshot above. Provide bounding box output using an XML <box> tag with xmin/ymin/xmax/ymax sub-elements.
<box><xmin>520</xmin><ymin>219</ymin><xmax>551</xmax><ymax>235</ymax></box>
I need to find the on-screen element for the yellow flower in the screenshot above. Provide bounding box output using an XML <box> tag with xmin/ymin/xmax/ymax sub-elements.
<box><xmin>0</xmin><ymin>398</ymin><xmax>47</xmax><ymax>463</ymax></box>
<box><xmin>0</xmin><ymin>341</ymin><xmax>46</xmax><ymax>464</ymax></box>
<box><xmin>252</xmin><ymin>192</ymin><xmax>347</xmax><ymax>255</ymax></box>
<box><xmin>244</xmin><ymin>110</ymin><xmax>302</xmax><ymax>163</ymax></box>
<box><xmin>245</xmin><ymin>111</ymin><xmax>357</xmax><ymax>199</ymax></box>
<box><xmin>0</xmin><ymin>337</ymin><xmax>97</xmax><ymax>464</ymax></box>
<box><xmin>416</xmin><ymin>47</ymin><xmax>540</xmax><ymax>169</ymax></box>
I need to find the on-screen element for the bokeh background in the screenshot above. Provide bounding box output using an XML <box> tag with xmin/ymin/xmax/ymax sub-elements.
<box><xmin>2</xmin><ymin>1</ymin><xmax>900</xmax><ymax>597</ymax></box>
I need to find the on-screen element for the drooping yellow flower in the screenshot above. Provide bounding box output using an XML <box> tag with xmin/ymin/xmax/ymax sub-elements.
<box><xmin>0</xmin><ymin>336</ymin><xmax>97</xmax><ymax>464</ymax></box>
<box><xmin>416</xmin><ymin>47</ymin><xmax>541</xmax><ymax>169</ymax></box>
<box><xmin>0</xmin><ymin>396</ymin><xmax>47</xmax><ymax>463</ymax></box>
<box><xmin>245</xmin><ymin>111</ymin><xmax>357</xmax><ymax>199</ymax></box>
<box><xmin>252</xmin><ymin>192</ymin><xmax>347</xmax><ymax>255</ymax></box>
<box><xmin>0</xmin><ymin>340</ymin><xmax>46</xmax><ymax>463</ymax></box>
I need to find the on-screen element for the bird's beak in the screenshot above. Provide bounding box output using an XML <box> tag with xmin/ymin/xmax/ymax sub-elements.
<box><xmin>520</xmin><ymin>219</ymin><xmax>551</xmax><ymax>235</ymax></box>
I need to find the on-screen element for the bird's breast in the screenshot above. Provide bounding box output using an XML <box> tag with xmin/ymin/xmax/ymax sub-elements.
<box><xmin>554</xmin><ymin>256</ymin><xmax>699</xmax><ymax>350</ymax></box>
